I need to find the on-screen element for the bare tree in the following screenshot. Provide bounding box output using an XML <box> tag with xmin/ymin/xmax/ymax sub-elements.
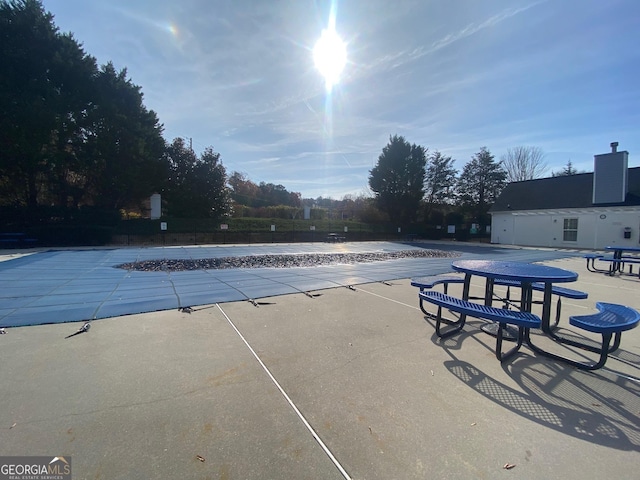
<box><xmin>501</xmin><ymin>146</ymin><xmax>547</xmax><ymax>182</ymax></box>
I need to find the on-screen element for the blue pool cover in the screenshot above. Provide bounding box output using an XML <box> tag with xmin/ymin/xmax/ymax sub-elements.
<box><xmin>0</xmin><ymin>242</ymin><xmax>579</xmax><ymax>327</ymax></box>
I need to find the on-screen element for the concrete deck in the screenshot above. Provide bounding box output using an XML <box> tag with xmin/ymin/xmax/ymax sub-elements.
<box><xmin>0</xmin><ymin>244</ymin><xmax>638</xmax><ymax>479</ymax></box>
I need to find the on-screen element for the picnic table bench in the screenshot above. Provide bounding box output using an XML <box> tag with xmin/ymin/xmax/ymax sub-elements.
<box><xmin>584</xmin><ymin>253</ymin><xmax>604</xmax><ymax>272</ymax></box>
<box><xmin>600</xmin><ymin>256</ymin><xmax>640</xmax><ymax>276</ymax></box>
<box><xmin>419</xmin><ymin>290</ymin><xmax>541</xmax><ymax>361</ymax></box>
<box><xmin>411</xmin><ymin>275</ymin><xmax>587</xmax><ymax>327</ymax></box>
<box><xmin>528</xmin><ymin>302</ymin><xmax>640</xmax><ymax>370</ymax></box>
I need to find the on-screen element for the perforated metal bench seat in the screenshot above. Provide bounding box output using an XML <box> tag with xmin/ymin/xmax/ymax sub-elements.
<box><xmin>411</xmin><ymin>276</ymin><xmax>464</xmax><ymax>290</ymax></box>
<box><xmin>528</xmin><ymin>302</ymin><xmax>640</xmax><ymax>370</ymax></box>
<box><xmin>411</xmin><ymin>276</ymin><xmax>587</xmax><ymax>299</ymax></box>
<box><xmin>419</xmin><ymin>290</ymin><xmax>541</xmax><ymax>362</ymax></box>
<box><xmin>570</xmin><ymin>302</ymin><xmax>640</xmax><ymax>334</ymax></box>
<box><xmin>411</xmin><ymin>276</ymin><xmax>465</xmax><ymax>316</ymax></box>
<box><xmin>419</xmin><ymin>291</ymin><xmax>541</xmax><ymax>328</ymax></box>
<box><xmin>492</xmin><ymin>278</ymin><xmax>587</xmax><ymax>299</ymax></box>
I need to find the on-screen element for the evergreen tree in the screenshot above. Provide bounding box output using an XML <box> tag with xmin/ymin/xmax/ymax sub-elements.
<box><xmin>163</xmin><ymin>138</ymin><xmax>231</xmax><ymax>218</ymax></box>
<box><xmin>0</xmin><ymin>0</ymin><xmax>96</xmax><ymax>207</ymax></box>
<box><xmin>0</xmin><ymin>1</ymin><xmax>165</xmax><ymax>212</ymax></box>
<box><xmin>424</xmin><ymin>151</ymin><xmax>457</xmax><ymax>204</ymax></box>
<box><xmin>368</xmin><ymin>135</ymin><xmax>426</xmax><ymax>223</ymax></box>
<box><xmin>84</xmin><ymin>63</ymin><xmax>166</xmax><ymax>210</ymax></box>
<box><xmin>551</xmin><ymin>160</ymin><xmax>583</xmax><ymax>177</ymax></box>
<box><xmin>456</xmin><ymin>147</ymin><xmax>506</xmax><ymax>223</ymax></box>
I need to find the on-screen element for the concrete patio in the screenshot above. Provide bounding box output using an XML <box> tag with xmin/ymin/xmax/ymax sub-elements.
<box><xmin>0</xmin><ymin>243</ymin><xmax>638</xmax><ymax>479</ymax></box>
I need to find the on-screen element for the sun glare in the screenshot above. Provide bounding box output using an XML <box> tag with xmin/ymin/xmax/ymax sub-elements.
<box><xmin>313</xmin><ymin>27</ymin><xmax>347</xmax><ymax>91</ymax></box>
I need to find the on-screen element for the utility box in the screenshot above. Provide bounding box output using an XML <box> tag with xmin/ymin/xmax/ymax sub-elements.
<box><xmin>624</xmin><ymin>227</ymin><xmax>631</xmax><ymax>239</ymax></box>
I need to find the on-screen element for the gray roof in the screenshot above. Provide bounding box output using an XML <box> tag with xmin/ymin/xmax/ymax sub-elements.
<box><xmin>490</xmin><ymin>166</ymin><xmax>640</xmax><ymax>212</ymax></box>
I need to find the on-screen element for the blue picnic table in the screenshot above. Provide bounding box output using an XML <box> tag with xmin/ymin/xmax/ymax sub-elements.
<box><xmin>417</xmin><ymin>259</ymin><xmax>639</xmax><ymax>370</ymax></box>
<box><xmin>451</xmin><ymin>259</ymin><xmax>578</xmax><ymax>335</ymax></box>
<box><xmin>604</xmin><ymin>245</ymin><xmax>640</xmax><ymax>275</ymax></box>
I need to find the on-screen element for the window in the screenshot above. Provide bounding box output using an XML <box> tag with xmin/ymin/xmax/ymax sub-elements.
<box><xmin>563</xmin><ymin>218</ymin><xmax>578</xmax><ymax>242</ymax></box>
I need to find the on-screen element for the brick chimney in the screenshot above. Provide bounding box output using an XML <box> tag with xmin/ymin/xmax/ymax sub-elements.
<box><xmin>592</xmin><ymin>142</ymin><xmax>629</xmax><ymax>204</ymax></box>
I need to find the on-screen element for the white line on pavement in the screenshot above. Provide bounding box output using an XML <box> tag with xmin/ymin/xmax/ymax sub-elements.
<box><xmin>216</xmin><ymin>303</ymin><xmax>352</xmax><ymax>480</ymax></box>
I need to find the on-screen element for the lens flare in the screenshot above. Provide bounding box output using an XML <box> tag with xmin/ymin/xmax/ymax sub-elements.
<box><xmin>167</xmin><ymin>23</ymin><xmax>179</xmax><ymax>37</ymax></box>
<box><xmin>313</xmin><ymin>27</ymin><xmax>346</xmax><ymax>91</ymax></box>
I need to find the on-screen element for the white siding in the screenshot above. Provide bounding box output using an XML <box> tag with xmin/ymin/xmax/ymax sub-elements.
<box><xmin>490</xmin><ymin>213</ymin><xmax>514</xmax><ymax>244</ymax></box>
<box><xmin>514</xmin><ymin>215</ymin><xmax>554</xmax><ymax>247</ymax></box>
<box><xmin>491</xmin><ymin>209</ymin><xmax>640</xmax><ymax>249</ymax></box>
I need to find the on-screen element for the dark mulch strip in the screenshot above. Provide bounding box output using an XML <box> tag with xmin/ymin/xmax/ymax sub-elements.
<box><xmin>116</xmin><ymin>249</ymin><xmax>460</xmax><ymax>272</ymax></box>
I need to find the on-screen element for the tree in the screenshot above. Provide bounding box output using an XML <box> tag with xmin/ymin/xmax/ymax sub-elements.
<box><xmin>352</xmin><ymin>194</ymin><xmax>387</xmax><ymax>223</ymax></box>
<box><xmin>0</xmin><ymin>0</ymin><xmax>165</xmax><ymax>213</ymax></box>
<box><xmin>424</xmin><ymin>151</ymin><xmax>457</xmax><ymax>204</ymax></box>
<box><xmin>83</xmin><ymin>63</ymin><xmax>166</xmax><ymax>210</ymax></box>
<box><xmin>501</xmin><ymin>146</ymin><xmax>547</xmax><ymax>182</ymax></box>
<box><xmin>163</xmin><ymin>138</ymin><xmax>231</xmax><ymax>218</ymax></box>
<box><xmin>456</xmin><ymin>147</ymin><xmax>507</xmax><ymax>223</ymax></box>
<box><xmin>552</xmin><ymin>160</ymin><xmax>584</xmax><ymax>177</ymax></box>
<box><xmin>0</xmin><ymin>0</ymin><xmax>97</xmax><ymax>207</ymax></box>
<box><xmin>228</xmin><ymin>171</ymin><xmax>261</xmax><ymax>206</ymax></box>
<box><xmin>194</xmin><ymin>147</ymin><xmax>232</xmax><ymax>218</ymax></box>
<box><xmin>228</xmin><ymin>172</ymin><xmax>302</xmax><ymax>210</ymax></box>
<box><xmin>258</xmin><ymin>182</ymin><xmax>296</xmax><ymax>207</ymax></box>
<box><xmin>163</xmin><ymin>138</ymin><xmax>197</xmax><ymax>216</ymax></box>
<box><xmin>368</xmin><ymin>135</ymin><xmax>427</xmax><ymax>223</ymax></box>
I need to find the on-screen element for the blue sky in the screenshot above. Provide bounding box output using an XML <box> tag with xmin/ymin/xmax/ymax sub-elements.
<box><xmin>42</xmin><ymin>0</ymin><xmax>640</xmax><ymax>199</ymax></box>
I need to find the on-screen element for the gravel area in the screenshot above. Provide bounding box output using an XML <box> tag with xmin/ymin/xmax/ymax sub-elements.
<box><xmin>116</xmin><ymin>249</ymin><xmax>460</xmax><ymax>272</ymax></box>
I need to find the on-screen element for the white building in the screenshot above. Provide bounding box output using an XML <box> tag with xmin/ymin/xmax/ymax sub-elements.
<box><xmin>490</xmin><ymin>143</ymin><xmax>640</xmax><ymax>250</ymax></box>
